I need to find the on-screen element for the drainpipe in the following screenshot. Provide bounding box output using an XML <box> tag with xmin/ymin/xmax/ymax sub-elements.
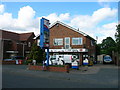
<box><xmin>23</xmin><ymin>43</ymin><xmax>24</xmax><ymax>57</ymax></box>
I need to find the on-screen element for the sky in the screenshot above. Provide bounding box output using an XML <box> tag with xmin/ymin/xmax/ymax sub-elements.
<box><xmin>0</xmin><ymin>1</ymin><xmax>118</xmax><ymax>43</ymax></box>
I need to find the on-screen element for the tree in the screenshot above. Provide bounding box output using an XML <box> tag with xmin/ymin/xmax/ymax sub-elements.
<box><xmin>115</xmin><ymin>24</ymin><xmax>120</xmax><ymax>53</ymax></box>
<box><xmin>29</xmin><ymin>42</ymin><xmax>46</xmax><ymax>63</ymax></box>
<box><xmin>100</xmin><ymin>37</ymin><xmax>116</xmax><ymax>56</ymax></box>
<box><xmin>96</xmin><ymin>44</ymin><xmax>101</xmax><ymax>55</ymax></box>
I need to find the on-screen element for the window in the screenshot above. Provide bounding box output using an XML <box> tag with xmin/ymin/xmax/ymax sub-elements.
<box><xmin>54</xmin><ymin>38</ymin><xmax>63</xmax><ymax>46</ymax></box>
<box><xmin>28</xmin><ymin>42</ymin><xmax>31</xmax><ymax>47</ymax></box>
<box><xmin>65</xmin><ymin>37</ymin><xmax>70</xmax><ymax>49</ymax></box>
<box><xmin>37</xmin><ymin>39</ymin><xmax>40</xmax><ymax>46</ymax></box>
<box><xmin>72</xmin><ymin>37</ymin><xmax>82</xmax><ymax>45</ymax></box>
<box><xmin>91</xmin><ymin>40</ymin><xmax>95</xmax><ymax>46</ymax></box>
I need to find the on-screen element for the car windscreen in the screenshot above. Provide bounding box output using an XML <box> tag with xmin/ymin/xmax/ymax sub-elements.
<box><xmin>12</xmin><ymin>56</ymin><xmax>24</xmax><ymax>60</ymax></box>
<box><xmin>104</xmin><ymin>57</ymin><xmax>111</xmax><ymax>59</ymax></box>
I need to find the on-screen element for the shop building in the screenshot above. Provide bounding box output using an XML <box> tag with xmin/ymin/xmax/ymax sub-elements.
<box><xmin>35</xmin><ymin>21</ymin><xmax>96</xmax><ymax>65</ymax></box>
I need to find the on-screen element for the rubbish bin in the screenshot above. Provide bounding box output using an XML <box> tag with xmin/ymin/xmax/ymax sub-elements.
<box><xmin>83</xmin><ymin>58</ymin><xmax>88</xmax><ymax>66</ymax></box>
<box><xmin>18</xmin><ymin>60</ymin><xmax>23</xmax><ymax>64</ymax></box>
<box><xmin>72</xmin><ymin>61</ymin><xmax>79</xmax><ymax>69</ymax></box>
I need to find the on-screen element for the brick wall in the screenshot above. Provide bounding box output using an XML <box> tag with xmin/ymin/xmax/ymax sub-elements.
<box><xmin>2</xmin><ymin>61</ymin><xmax>16</xmax><ymax>64</ymax></box>
<box><xmin>28</xmin><ymin>65</ymin><xmax>69</xmax><ymax>73</ymax></box>
<box><xmin>50</xmin><ymin>24</ymin><xmax>85</xmax><ymax>49</ymax></box>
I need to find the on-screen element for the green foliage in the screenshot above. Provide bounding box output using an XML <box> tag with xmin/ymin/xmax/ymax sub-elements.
<box><xmin>28</xmin><ymin>42</ymin><xmax>46</xmax><ymax>63</ymax></box>
<box><xmin>115</xmin><ymin>24</ymin><xmax>120</xmax><ymax>53</ymax></box>
<box><xmin>36</xmin><ymin>63</ymin><xmax>43</xmax><ymax>66</ymax></box>
<box><xmin>23</xmin><ymin>60</ymin><xmax>32</xmax><ymax>65</ymax></box>
<box><xmin>96</xmin><ymin>44</ymin><xmax>101</xmax><ymax>55</ymax></box>
<box><xmin>99</xmin><ymin>37</ymin><xmax>116</xmax><ymax>56</ymax></box>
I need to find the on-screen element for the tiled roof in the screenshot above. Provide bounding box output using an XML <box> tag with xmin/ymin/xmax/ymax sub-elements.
<box><xmin>50</xmin><ymin>21</ymin><xmax>95</xmax><ymax>40</ymax></box>
<box><xmin>50</xmin><ymin>21</ymin><xmax>88</xmax><ymax>36</ymax></box>
<box><xmin>0</xmin><ymin>29</ymin><xmax>34</xmax><ymax>41</ymax></box>
<box><xmin>19</xmin><ymin>32</ymin><xmax>34</xmax><ymax>41</ymax></box>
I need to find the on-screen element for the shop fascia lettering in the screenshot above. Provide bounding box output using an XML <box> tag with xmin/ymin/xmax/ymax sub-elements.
<box><xmin>48</xmin><ymin>49</ymin><xmax>88</xmax><ymax>52</ymax></box>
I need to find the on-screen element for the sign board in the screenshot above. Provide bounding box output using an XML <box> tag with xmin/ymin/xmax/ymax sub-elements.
<box><xmin>47</xmin><ymin>49</ymin><xmax>88</xmax><ymax>52</ymax></box>
<box><xmin>40</xmin><ymin>18</ymin><xmax>50</xmax><ymax>48</ymax></box>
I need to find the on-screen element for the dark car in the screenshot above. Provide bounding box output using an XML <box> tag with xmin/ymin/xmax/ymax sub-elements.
<box><xmin>11</xmin><ymin>56</ymin><xmax>24</xmax><ymax>60</ymax></box>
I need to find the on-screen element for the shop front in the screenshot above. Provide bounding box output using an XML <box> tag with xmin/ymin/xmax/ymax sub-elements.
<box><xmin>48</xmin><ymin>48</ymin><xmax>88</xmax><ymax>65</ymax></box>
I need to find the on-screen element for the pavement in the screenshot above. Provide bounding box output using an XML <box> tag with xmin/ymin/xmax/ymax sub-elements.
<box><xmin>2</xmin><ymin>64</ymin><xmax>119</xmax><ymax>88</ymax></box>
<box><xmin>70</xmin><ymin>64</ymin><xmax>118</xmax><ymax>74</ymax></box>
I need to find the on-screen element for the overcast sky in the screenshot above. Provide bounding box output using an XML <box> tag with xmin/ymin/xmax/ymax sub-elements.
<box><xmin>0</xmin><ymin>1</ymin><xmax>118</xmax><ymax>43</ymax></box>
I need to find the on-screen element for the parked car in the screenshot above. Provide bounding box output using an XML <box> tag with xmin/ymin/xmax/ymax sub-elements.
<box><xmin>4</xmin><ymin>56</ymin><xmax>24</xmax><ymax>61</ymax></box>
<box><xmin>4</xmin><ymin>59</ymin><xmax>13</xmax><ymax>61</ymax></box>
<box><xmin>103</xmin><ymin>55</ymin><xmax>112</xmax><ymax>64</ymax></box>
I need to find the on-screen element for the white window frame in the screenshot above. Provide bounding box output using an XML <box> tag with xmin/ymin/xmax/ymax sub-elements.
<box><xmin>64</xmin><ymin>37</ymin><xmax>70</xmax><ymax>49</ymax></box>
<box><xmin>91</xmin><ymin>40</ymin><xmax>95</xmax><ymax>46</ymax></box>
<box><xmin>72</xmin><ymin>37</ymin><xmax>83</xmax><ymax>45</ymax></box>
<box><xmin>37</xmin><ymin>39</ymin><xmax>40</xmax><ymax>46</ymax></box>
<box><xmin>28</xmin><ymin>42</ymin><xmax>31</xmax><ymax>47</ymax></box>
<box><xmin>54</xmin><ymin>38</ymin><xmax>63</xmax><ymax>46</ymax></box>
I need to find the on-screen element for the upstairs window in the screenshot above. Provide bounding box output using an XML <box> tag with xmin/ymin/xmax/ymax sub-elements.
<box><xmin>91</xmin><ymin>40</ymin><xmax>95</xmax><ymax>46</ymax></box>
<box><xmin>28</xmin><ymin>42</ymin><xmax>31</xmax><ymax>47</ymax></box>
<box><xmin>72</xmin><ymin>37</ymin><xmax>83</xmax><ymax>45</ymax></box>
<box><xmin>54</xmin><ymin>38</ymin><xmax>63</xmax><ymax>46</ymax></box>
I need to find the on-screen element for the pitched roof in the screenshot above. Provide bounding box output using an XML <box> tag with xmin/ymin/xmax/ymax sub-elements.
<box><xmin>19</xmin><ymin>32</ymin><xmax>34</xmax><ymax>41</ymax></box>
<box><xmin>0</xmin><ymin>29</ymin><xmax>35</xmax><ymax>41</ymax></box>
<box><xmin>34</xmin><ymin>21</ymin><xmax>95</xmax><ymax>41</ymax></box>
<box><xmin>50</xmin><ymin>21</ymin><xmax>88</xmax><ymax>36</ymax></box>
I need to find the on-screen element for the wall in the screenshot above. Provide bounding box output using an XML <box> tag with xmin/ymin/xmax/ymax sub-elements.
<box><xmin>0</xmin><ymin>39</ymin><xmax>3</xmax><ymax>61</ymax></box>
<box><xmin>28</xmin><ymin>65</ymin><xmax>69</xmax><ymax>73</ymax></box>
<box><xmin>85</xmin><ymin>37</ymin><xmax>96</xmax><ymax>60</ymax></box>
<box><xmin>50</xmin><ymin>24</ymin><xmax>85</xmax><ymax>49</ymax></box>
<box><xmin>0</xmin><ymin>30</ymin><xmax>3</xmax><ymax>61</ymax></box>
<box><xmin>49</xmin><ymin>23</ymin><xmax>96</xmax><ymax>63</ymax></box>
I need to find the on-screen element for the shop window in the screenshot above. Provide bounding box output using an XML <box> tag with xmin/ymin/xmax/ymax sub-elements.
<box><xmin>54</xmin><ymin>38</ymin><xmax>63</xmax><ymax>46</ymax></box>
<box><xmin>72</xmin><ymin>37</ymin><xmax>83</xmax><ymax>45</ymax></box>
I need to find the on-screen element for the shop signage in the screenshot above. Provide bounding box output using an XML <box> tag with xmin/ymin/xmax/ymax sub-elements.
<box><xmin>48</xmin><ymin>49</ymin><xmax>88</xmax><ymax>52</ymax></box>
<box><xmin>40</xmin><ymin>17</ymin><xmax>50</xmax><ymax>48</ymax></box>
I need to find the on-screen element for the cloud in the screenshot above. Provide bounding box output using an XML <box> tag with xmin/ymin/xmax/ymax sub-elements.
<box><xmin>0</xmin><ymin>13</ymin><xmax>13</xmax><ymax>29</ymax></box>
<box><xmin>92</xmin><ymin>8</ymin><xmax>117</xmax><ymax>23</ymax></box>
<box><xmin>0</xmin><ymin>5</ymin><xmax>39</xmax><ymax>35</ymax></box>
<box><xmin>0</xmin><ymin>4</ymin><xmax>117</xmax><ymax>44</ymax></box>
<box><xmin>96</xmin><ymin>22</ymin><xmax>117</xmax><ymax>43</ymax></box>
<box><xmin>14</xmin><ymin>6</ymin><xmax>36</xmax><ymax>28</ymax></box>
<box><xmin>0</xmin><ymin>4</ymin><xmax>4</xmax><ymax>13</ymax></box>
<box><xmin>68</xmin><ymin>7</ymin><xmax>117</xmax><ymax>43</ymax></box>
<box><xmin>45</xmin><ymin>13</ymin><xmax>70</xmax><ymax>23</ymax></box>
<box><xmin>0</xmin><ymin>5</ymin><xmax>71</xmax><ymax>36</ymax></box>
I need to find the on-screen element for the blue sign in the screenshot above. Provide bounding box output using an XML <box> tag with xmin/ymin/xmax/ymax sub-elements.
<box><xmin>40</xmin><ymin>17</ymin><xmax>50</xmax><ymax>66</ymax></box>
<box><xmin>40</xmin><ymin>18</ymin><xmax>50</xmax><ymax>48</ymax></box>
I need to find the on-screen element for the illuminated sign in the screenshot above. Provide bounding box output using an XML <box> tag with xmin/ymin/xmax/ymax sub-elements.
<box><xmin>40</xmin><ymin>18</ymin><xmax>50</xmax><ymax>48</ymax></box>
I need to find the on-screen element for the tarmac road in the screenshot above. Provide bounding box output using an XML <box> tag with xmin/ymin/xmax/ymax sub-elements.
<box><xmin>2</xmin><ymin>64</ymin><xmax>119</xmax><ymax>88</ymax></box>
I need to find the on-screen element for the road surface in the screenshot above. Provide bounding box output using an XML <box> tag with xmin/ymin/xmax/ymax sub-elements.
<box><xmin>2</xmin><ymin>64</ymin><xmax>119</xmax><ymax>88</ymax></box>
